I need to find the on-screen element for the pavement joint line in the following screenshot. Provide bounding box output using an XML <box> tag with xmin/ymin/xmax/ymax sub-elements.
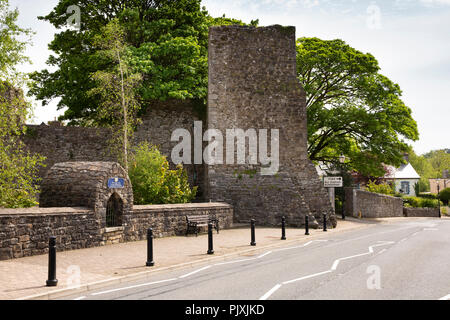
<box><xmin>15</xmin><ymin>222</ymin><xmax>380</xmax><ymax>300</ymax></box>
<box><xmin>258</xmin><ymin>241</ymin><xmax>395</xmax><ymax>300</ymax></box>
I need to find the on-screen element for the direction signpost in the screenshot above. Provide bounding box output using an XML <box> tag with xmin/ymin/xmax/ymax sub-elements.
<box><xmin>324</xmin><ymin>176</ymin><xmax>343</xmax><ymax>214</ymax></box>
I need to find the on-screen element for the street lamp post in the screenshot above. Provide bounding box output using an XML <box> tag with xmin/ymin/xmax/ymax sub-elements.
<box><xmin>437</xmin><ymin>179</ymin><xmax>441</xmax><ymax>218</ymax></box>
<box><xmin>339</xmin><ymin>154</ymin><xmax>346</xmax><ymax>220</ymax></box>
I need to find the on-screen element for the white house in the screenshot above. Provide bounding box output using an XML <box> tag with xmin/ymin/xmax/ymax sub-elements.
<box><xmin>384</xmin><ymin>163</ymin><xmax>421</xmax><ymax>196</ymax></box>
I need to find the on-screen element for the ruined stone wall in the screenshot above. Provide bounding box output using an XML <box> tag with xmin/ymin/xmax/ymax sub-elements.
<box><xmin>23</xmin><ymin>101</ymin><xmax>206</xmax><ymax>200</ymax></box>
<box><xmin>134</xmin><ymin>101</ymin><xmax>206</xmax><ymax>199</ymax></box>
<box><xmin>206</xmin><ymin>25</ymin><xmax>335</xmax><ymax>227</ymax></box>
<box><xmin>23</xmin><ymin>124</ymin><xmax>114</xmax><ymax>180</ymax></box>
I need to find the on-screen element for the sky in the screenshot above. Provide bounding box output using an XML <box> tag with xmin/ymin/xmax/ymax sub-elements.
<box><xmin>9</xmin><ymin>0</ymin><xmax>450</xmax><ymax>155</ymax></box>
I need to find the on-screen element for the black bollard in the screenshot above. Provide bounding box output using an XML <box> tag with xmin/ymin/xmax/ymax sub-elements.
<box><xmin>305</xmin><ymin>216</ymin><xmax>310</xmax><ymax>236</ymax></box>
<box><xmin>250</xmin><ymin>219</ymin><xmax>256</xmax><ymax>246</ymax></box>
<box><xmin>281</xmin><ymin>216</ymin><xmax>286</xmax><ymax>240</ymax></box>
<box><xmin>323</xmin><ymin>213</ymin><xmax>327</xmax><ymax>232</ymax></box>
<box><xmin>146</xmin><ymin>228</ymin><xmax>155</xmax><ymax>266</ymax></box>
<box><xmin>46</xmin><ymin>236</ymin><xmax>58</xmax><ymax>287</ymax></box>
<box><xmin>207</xmin><ymin>223</ymin><xmax>214</xmax><ymax>254</ymax></box>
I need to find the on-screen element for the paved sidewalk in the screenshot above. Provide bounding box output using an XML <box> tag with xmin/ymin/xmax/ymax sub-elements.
<box><xmin>0</xmin><ymin>217</ymin><xmax>408</xmax><ymax>300</ymax></box>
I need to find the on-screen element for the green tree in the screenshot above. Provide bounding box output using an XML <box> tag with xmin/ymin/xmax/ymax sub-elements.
<box><xmin>0</xmin><ymin>0</ymin><xmax>45</xmax><ymax>208</ymax></box>
<box><xmin>408</xmin><ymin>149</ymin><xmax>434</xmax><ymax>192</ymax></box>
<box><xmin>438</xmin><ymin>187</ymin><xmax>450</xmax><ymax>205</ymax></box>
<box><xmin>29</xmin><ymin>0</ymin><xmax>249</xmax><ymax>125</ymax></box>
<box><xmin>296</xmin><ymin>37</ymin><xmax>419</xmax><ymax>177</ymax></box>
<box><xmin>0</xmin><ymin>0</ymin><xmax>33</xmax><ymax>82</ymax></box>
<box><xmin>0</xmin><ymin>83</ymin><xmax>45</xmax><ymax>208</ymax></box>
<box><xmin>365</xmin><ymin>180</ymin><xmax>394</xmax><ymax>196</ymax></box>
<box><xmin>423</xmin><ymin>149</ymin><xmax>450</xmax><ymax>178</ymax></box>
<box><xmin>128</xmin><ymin>142</ymin><xmax>197</xmax><ymax>204</ymax></box>
<box><xmin>88</xmin><ymin>19</ymin><xmax>142</xmax><ymax>171</ymax></box>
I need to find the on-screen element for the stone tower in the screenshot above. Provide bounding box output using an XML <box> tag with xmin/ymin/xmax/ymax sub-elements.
<box><xmin>206</xmin><ymin>25</ymin><xmax>336</xmax><ymax>227</ymax></box>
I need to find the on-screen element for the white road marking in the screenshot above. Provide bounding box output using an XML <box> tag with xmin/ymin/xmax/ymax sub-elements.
<box><xmin>399</xmin><ymin>238</ymin><xmax>407</xmax><ymax>243</ymax></box>
<box><xmin>331</xmin><ymin>242</ymin><xmax>394</xmax><ymax>271</ymax></box>
<box><xmin>258</xmin><ymin>251</ymin><xmax>272</xmax><ymax>259</ymax></box>
<box><xmin>214</xmin><ymin>258</ymin><xmax>257</xmax><ymax>266</ymax></box>
<box><xmin>259</xmin><ymin>241</ymin><xmax>395</xmax><ymax>300</ymax></box>
<box><xmin>91</xmin><ymin>278</ymin><xmax>177</xmax><ymax>296</ymax></box>
<box><xmin>259</xmin><ymin>284</ymin><xmax>282</xmax><ymax>300</ymax></box>
<box><xmin>439</xmin><ymin>294</ymin><xmax>450</xmax><ymax>300</ymax></box>
<box><xmin>282</xmin><ymin>270</ymin><xmax>332</xmax><ymax>285</ymax></box>
<box><xmin>73</xmin><ymin>296</ymin><xmax>86</xmax><ymax>300</ymax></box>
<box><xmin>178</xmin><ymin>266</ymin><xmax>212</xmax><ymax>279</ymax></box>
<box><xmin>273</xmin><ymin>240</ymin><xmax>328</xmax><ymax>252</ymax></box>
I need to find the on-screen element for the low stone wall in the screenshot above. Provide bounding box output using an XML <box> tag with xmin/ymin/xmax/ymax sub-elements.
<box><xmin>125</xmin><ymin>202</ymin><xmax>234</xmax><ymax>240</ymax></box>
<box><xmin>344</xmin><ymin>188</ymin><xmax>404</xmax><ymax>218</ymax></box>
<box><xmin>0</xmin><ymin>202</ymin><xmax>233</xmax><ymax>260</ymax></box>
<box><xmin>403</xmin><ymin>207</ymin><xmax>440</xmax><ymax>218</ymax></box>
<box><xmin>0</xmin><ymin>207</ymin><xmax>101</xmax><ymax>260</ymax></box>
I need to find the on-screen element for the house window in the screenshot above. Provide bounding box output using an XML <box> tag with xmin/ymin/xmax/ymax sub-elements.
<box><xmin>400</xmin><ymin>181</ymin><xmax>410</xmax><ymax>195</ymax></box>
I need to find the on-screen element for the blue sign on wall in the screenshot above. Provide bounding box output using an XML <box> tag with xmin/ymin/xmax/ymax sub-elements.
<box><xmin>108</xmin><ymin>177</ymin><xmax>125</xmax><ymax>189</ymax></box>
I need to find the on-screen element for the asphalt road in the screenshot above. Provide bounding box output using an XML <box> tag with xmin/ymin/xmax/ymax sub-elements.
<box><xmin>64</xmin><ymin>218</ymin><xmax>450</xmax><ymax>300</ymax></box>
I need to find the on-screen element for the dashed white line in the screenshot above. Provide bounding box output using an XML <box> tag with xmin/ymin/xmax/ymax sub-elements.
<box><xmin>73</xmin><ymin>296</ymin><xmax>86</xmax><ymax>300</ymax></box>
<box><xmin>91</xmin><ymin>278</ymin><xmax>177</xmax><ymax>296</ymax></box>
<box><xmin>282</xmin><ymin>270</ymin><xmax>332</xmax><ymax>285</ymax></box>
<box><xmin>439</xmin><ymin>294</ymin><xmax>450</xmax><ymax>300</ymax></box>
<box><xmin>178</xmin><ymin>266</ymin><xmax>212</xmax><ymax>279</ymax></box>
<box><xmin>273</xmin><ymin>240</ymin><xmax>328</xmax><ymax>252</ymax></box>
<box><xmin>259</xmin><ymin>284</ymin><xmax>282</xmax><ymax>301</ymax></box>
<box><xmin>257</xmin><ymin>251</ymin><xmax>272</xmax><ymax>259</ymax></box>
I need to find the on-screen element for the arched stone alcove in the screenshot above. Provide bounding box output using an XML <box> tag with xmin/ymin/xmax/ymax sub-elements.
<box><xmin>39</xmin><ymin>161</ymin><xmax>133</xmax><ymax>230</ymax></box>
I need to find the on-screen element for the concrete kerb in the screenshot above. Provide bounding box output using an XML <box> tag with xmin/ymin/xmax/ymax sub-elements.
<box><xmin>17</xmin><ymin>220</ymin><xmax>376</xmax><ymax>300</ymax></box>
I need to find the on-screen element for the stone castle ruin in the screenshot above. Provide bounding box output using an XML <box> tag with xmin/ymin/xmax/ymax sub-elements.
<box><xmin>20</xmin><ymin>25</ymin><xmax>335</xmax><ymax>228</ymax></box>
<box><xmin>206</xmin><ymin>25</ymin><xmax>335</xmax><ymax>227</ymax></box>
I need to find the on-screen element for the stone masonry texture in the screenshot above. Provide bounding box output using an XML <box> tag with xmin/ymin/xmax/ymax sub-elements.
<box><xmin>403</xmin><ymin>207</ymin><xmax>440</xmax><ymax>218</ymax></box>
<box><xmin>344</xmin><ymin>187</ymin><xmax>404</xmax><ymax>218</ymax></box>
<box><xmin>0</xmin><ymin>201</ymin><xmax>233</xmax><ymax>260</ymax></box>
<box><xmin>206</xmin><ymin>25</ymin><xmax>335</xmax><ymax>227</ymax></box>
<box><xmin>22</xmin><ymin>100</ymin><xmax>206</xmax><ymax>200</ymax></box>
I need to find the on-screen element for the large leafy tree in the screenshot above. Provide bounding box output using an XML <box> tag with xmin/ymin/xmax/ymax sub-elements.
<box><xmin>297</xmin><ymin>37</ymin><xmax>419</xmax><ymax>177</ymax></box>
<box><xmin>0</xmin><ymin>0</ymin><xmax>45</xmax><ymax>208</ymax></box>
<box><xmin>29</xmin><ymin>0</ymin><xmax>248</xmax><ymax>125</ymax></box>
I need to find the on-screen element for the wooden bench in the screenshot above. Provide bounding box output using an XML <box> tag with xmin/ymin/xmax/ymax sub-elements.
<box><xmin>185</xmin><ymin>215</ymin><xmax>219</xmax><ymax>236</ymax></box>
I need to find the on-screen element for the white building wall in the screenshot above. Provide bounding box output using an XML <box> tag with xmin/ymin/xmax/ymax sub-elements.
<box><xmin>394</xmin><ymin>178</ymin><xmax>420</xmax><ymax>196</ymax></box>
